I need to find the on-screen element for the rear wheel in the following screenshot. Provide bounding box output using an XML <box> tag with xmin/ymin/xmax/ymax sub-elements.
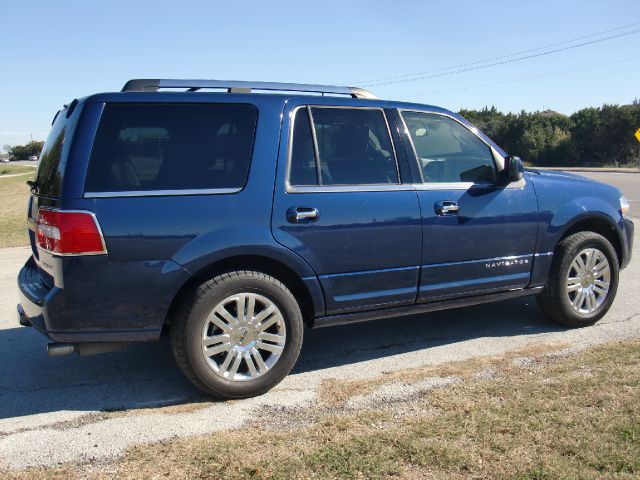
<box><xmin>171</xmin><ymin>271</ymin><xmax>304</xmax><ymax>398</ymax></box>
<box><xmin>536</xmin><ymin>231</ymin><xmax>619</xmax><ymax>327</ymax></box>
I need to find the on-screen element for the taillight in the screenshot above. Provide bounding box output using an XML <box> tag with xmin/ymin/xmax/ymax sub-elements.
<box><xmin>36</xmin><ymin>209</ymin><xmax>107</xmax><ymax>255</ymax></box>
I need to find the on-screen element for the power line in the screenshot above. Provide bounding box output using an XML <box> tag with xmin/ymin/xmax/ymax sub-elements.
<box><xmin>358</xmin><ymin>25</ymin><xmax>640</xmax><ymax>87</ymax></box>
<box><xmin>0</xmin><ymin>132</ymin><xmax>48</xmax><ymax>144</ymax></box>
<box><xmin>353</xmin><ymin>21</ymin><xmax>640</xmax><ymax>85</ymax></box>
<box><xmin>392</xmin><ymin>56</ymin><xmax>640</xmax><ymax>99</ymax></box>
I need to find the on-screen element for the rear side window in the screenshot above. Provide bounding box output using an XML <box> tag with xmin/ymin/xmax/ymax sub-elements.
<box><xmin>289</xmin><ymin>108</ymin><xmax>318</xmax><ymax>186</ymax></box>
<box><xmin>85</xmin><ymin>103</ymin><xmax>258</xmax><ymax>193</ymax></box>
<box><xmin>36</xmin><ymin>101</ymin><xmax>83</xmax><ymax>197</ymax></box>
<box><xmin>289</xmin><ymin>107</ymin><xmax>398</xmax><ymax>186</ymax></box>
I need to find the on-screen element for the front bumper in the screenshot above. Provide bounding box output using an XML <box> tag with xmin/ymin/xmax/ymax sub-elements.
<box><xmin>621</xmin><ymin>218</ymin><xmax>634</xmax><ymax>269</ymax></box>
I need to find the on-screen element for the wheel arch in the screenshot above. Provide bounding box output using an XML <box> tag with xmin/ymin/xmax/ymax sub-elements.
<box><xmin>558</xmin><ymin>213</ymin><xmax>622</xmax><ymax>265</ymax></box>
<box><xmin>165</xmin><ymin>254</ymin><xmax>323</xmax><ymax>330</ymax></box>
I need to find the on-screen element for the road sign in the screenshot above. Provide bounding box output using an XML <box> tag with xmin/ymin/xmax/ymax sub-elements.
<box><xmin>635</xmin><ymin>128</ymin><xmax>640</xmax><ymax>143</ymax></box>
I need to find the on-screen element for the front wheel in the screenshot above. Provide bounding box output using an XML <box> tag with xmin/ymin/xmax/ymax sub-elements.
<box><xmin>171</xmin><ymin>271</ymin><xmax>304</xmax><ymax>398</ymax></box>
<box><xmin>536</xmin><ymin>231</ymin><xmax>619</xmax><ymax>327</ymax></box>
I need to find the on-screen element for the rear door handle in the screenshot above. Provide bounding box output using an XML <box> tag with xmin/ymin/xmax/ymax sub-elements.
<box><xmin>434</xmin><ymin>200</ymin><xmax>459</xmax><ymax>216</ymax></box>
<box><xmin>287</xmin><ymin>207</ymin><xmax>320</xmax><ymax>224</ymax></box>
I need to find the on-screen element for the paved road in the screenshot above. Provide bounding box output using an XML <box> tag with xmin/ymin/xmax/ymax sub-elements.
<box><xmin>0</xmin><ymin>173</ymin><xmax>638</xmax><ymax>469</ymax></box>
<box><xmin>577</xmin><ymin>171</ymin><xmax>640</xmax><ymax>204</ymax></box>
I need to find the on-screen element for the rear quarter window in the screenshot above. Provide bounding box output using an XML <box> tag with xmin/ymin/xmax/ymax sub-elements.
<box><xmin>85</xmin><ymin>103</ymin><xmax>258</xmax><ymax>193</ymax></box>
<box><xmin>36</xmin><ymin>102</ymin><xmax>83</xmax><ymax>197</ymax></box>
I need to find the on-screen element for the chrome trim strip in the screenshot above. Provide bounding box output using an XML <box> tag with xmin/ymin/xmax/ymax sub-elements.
<box><xmin>534</xmin><ymin>252</ymin><xmax>554</xmax><ymax>257</ymax></box>
<box><xmin>284</xmin><ymin>105</ymin><xmax>305</xmax><ymax>188</ymax></box>
<box><xmin>422</xmin><ymin>254</ymin><xmax>532</xmax><ymax>269</ymax></box>
<box><xmin>285</xmin><ymin>183</ymin><xmax>499</xmax><ymax>194</ymax></box>
<box><xmin>285</xmin><ymin>105</ymin><xmax>403</xmax><ymax>193</ymax></box>
<box><xmin>333</xmin><ymin>286</ymin><xmax>417</xmax><ymax>303</ymax></box>
<box><xmin>410</xmin><ymin>181</ymin><xmax>522</xmax><ymax>191</ymax></box>
<box><xmin>319</xmin><ymin>265</ymin><xmax>419</xmax><ymax>279</ymax></box>
<box><xmin>420</xmin><ymin>272</ymin><xmax>530</xmax><ymax>292</ymax></box>
<box><xmin>84</xmin><ymin>188</ymin><xmax>241</xmax><ymax>198</ymax></box>
<box><xmin>307</xmin><ymin>106</ymin><xmax>323</xmax><ymax>186</ymax></box>
<box><xmin>412</xmin><ymin>182</ymin><xmax>476</xmax><ymax>191</ymax></box>
<box><xmin>288</xmin><ymin>184</ymin><xmax>415</xmax><ymax>194</ymax></box>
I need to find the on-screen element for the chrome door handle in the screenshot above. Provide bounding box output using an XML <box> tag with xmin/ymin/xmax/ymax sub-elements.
<box><xmin>287</xmin><ymin>207</ymin><xmax>320</xmax><ymax>223</ymax></box>
<box><xmin>434</xmin><ymin>200</ymin><xmax>459</xmax><ymax>216</ymax></box>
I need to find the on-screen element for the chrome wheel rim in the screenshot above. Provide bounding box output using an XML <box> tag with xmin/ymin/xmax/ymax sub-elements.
<box><xmin>201</xmin><ymin>293</ymin><xmax>286</xmax><ymax>382</ymax></box>
<box><xmin>565</xmin><ymin>248</ymin><xmax>611</xmax><ymax>314</ymax></box>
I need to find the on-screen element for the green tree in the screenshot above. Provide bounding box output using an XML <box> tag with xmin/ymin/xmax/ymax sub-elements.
<box><xmin>8</xmin><ymin>141</ymin><xmax>44</xmax><ymax>161</ymax></box>
<box><xmin>459</xmin><ymin>102</ymin><xmax>640</xmax><ymax>167</ymax></box>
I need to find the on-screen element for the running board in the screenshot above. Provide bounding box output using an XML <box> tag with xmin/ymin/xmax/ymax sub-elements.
<box><xmin>311</xmin><ymin>287</ymin><xmax>544</xmax><ymax>328</ymax></box>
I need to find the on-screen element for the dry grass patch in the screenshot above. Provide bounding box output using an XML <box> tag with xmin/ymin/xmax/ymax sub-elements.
<box><xmin>319</xmin><ymin>342</ymin><xmax>568</xmax><ymax>407</ymax></box>
<box><xmin>0</xmin><ymin>171</ymin><xmax>33</xmax><ymax>247</ymax></box>
<box><xmin>0</xmin><ymin>165</ymin><xmax>36</xmax><ymax>176</ymax></box>
<box><xmin>3</xmin><ymin>339</ymin><xmax>639</xmax><ymax>479</ymax></box>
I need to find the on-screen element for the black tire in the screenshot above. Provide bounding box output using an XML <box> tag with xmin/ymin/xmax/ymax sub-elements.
<box><xmin>170</xmin><ymin>271</ymin><xmax>304</xmax><ymax>399</ymax></box>
<box><xmin>536</xmin><ymin>231</ymin><xmax>619</xmax><ymax>327</ymax></box>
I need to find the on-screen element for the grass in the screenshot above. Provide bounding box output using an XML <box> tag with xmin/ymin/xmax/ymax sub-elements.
<box><xmin>0</xmin><ymin>169</ymin><xmax>34</xmax><ymax>247</ymax></box>
<box><xmin>4</xmin><ymin>339</ymin><xmax>640</xmax><ymax>479</ymax></box>
<box><xmin>0</xmin><ymin>164</ymin><xmax>36</xmax><ymax>176</ymax></box>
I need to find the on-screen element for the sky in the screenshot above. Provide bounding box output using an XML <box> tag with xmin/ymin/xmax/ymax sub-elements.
<box><xmin>1</xmin><ymin>0</ymin><xmax>639</xmax><ymax>150</ymax></box>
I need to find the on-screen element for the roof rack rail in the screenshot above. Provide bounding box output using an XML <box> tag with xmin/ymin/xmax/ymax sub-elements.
<box><xmin>121</xmin><ymin>79</ymin><xmax>377</xmax><ymax>99</ymax></box>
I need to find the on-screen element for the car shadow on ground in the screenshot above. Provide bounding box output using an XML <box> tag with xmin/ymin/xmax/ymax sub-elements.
<box><xmin>0</xmin><ymin>296</ymin><xmax>565</xmax><ymax>421</ymax></box>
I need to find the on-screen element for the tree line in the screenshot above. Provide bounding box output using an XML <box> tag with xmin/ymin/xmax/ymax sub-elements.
<box><xmin>5</xmin><ymin>141</ymin><xmax>45</xmax><ymax>161</ymax></box>
<box><xmin>459</xmin><ymin>101</ymin><xmax>640</xmax><ymax>167</ymax></box>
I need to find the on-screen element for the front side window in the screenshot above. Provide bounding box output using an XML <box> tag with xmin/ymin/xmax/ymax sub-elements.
<box><xmin>85</xmin><ymin>103</ymin><xmax>258</xmax><ymax>192</ymax></box>
<box><xmin>289</xmin><ymin>107</ymin><xmax>399</xmax><ymax>186</ymax></box>
<box><xmin>402</xmin><ymin>112</ymin><xmax>497</xmax><ymax>184</ymax></box>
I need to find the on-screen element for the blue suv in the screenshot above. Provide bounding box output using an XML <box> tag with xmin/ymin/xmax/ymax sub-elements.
<box><xmin>17</xmin><ymin>79</ymin><xmax>634</xmax><ymax>398</ymax></box>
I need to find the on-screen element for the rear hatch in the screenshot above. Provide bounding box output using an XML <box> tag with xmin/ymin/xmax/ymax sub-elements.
<box><xmin>28</xmin><ymin>100</ymin><xmax>84</xmax><ymax>286</ymax></box>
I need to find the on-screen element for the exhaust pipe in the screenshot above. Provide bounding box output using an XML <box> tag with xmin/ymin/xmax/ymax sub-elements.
<box><xmin>47</xmin><ymin>342</ymin><xmax>126</xmax><ymax>357</ymax></box>
<box><xmin>47</xmin><ymin>343</ymin><xmax>77</xmax><ymax>356</ymax></box>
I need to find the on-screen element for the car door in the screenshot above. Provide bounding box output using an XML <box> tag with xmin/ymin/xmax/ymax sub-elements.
<box><xmin>397</xmin><ymin>108</ymin><xmax>539</xmax><ymax>302</ymax></box>
<box><xmin>271</xmin><ymin>99</ymin><xmax>422</xmax><ymax>315</ymax></box>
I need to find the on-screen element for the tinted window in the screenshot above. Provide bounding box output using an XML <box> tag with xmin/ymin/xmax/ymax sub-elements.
<box><xmin>288</xmin><ymin>107</ymin><xmax>398</xmax><ymax>186</ymax></box>
<box><xmin>289</xmin><ymin>108</ymin><xmax>318</xmax><ymax>186</ymax></box>
<box><xmin>85</xmin><ymin>103</ymin><xmax>258</xmax><ymax>192</ymax></box>
<box><xmin>402</xmin><ymin>112</ymin><xmax>497</xmax><ymax>184</ymax></box>
<box><xmin>312</xmin><ymin>108</ymin><xmax>398</xmax><ymax>185</ymax></box>
<box><xmin>36</xmin><ymin>103</ymin><xmax>83</xmax><ymax>197</ymax></box>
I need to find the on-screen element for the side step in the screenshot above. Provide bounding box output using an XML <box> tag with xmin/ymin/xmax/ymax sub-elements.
<box><xmin>47</xmin><ymin>342</ymin><xmax>126</xmax><ymax>357</ymax></box>
<box><xmin>311</xmin><ymin>286</ymin><xmax>544</xmax><ymax>328</ymax></box>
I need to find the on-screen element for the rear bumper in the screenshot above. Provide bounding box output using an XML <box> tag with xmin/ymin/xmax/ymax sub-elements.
<box><xmin>17</xmin><ymin>255</ymin><xmax>189</xmax><ymax>343</ymax></box>
<box><xmin>17</xmin><ymin>257</ymin><xmax>56</xmax><ymax>338</ymax></box>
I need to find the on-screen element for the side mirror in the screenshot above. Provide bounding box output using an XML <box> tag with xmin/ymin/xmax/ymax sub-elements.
<box><xmin>504</xmin><ymin>156</ymin><xmax>524</xmax><ymax>182</ymax></box>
